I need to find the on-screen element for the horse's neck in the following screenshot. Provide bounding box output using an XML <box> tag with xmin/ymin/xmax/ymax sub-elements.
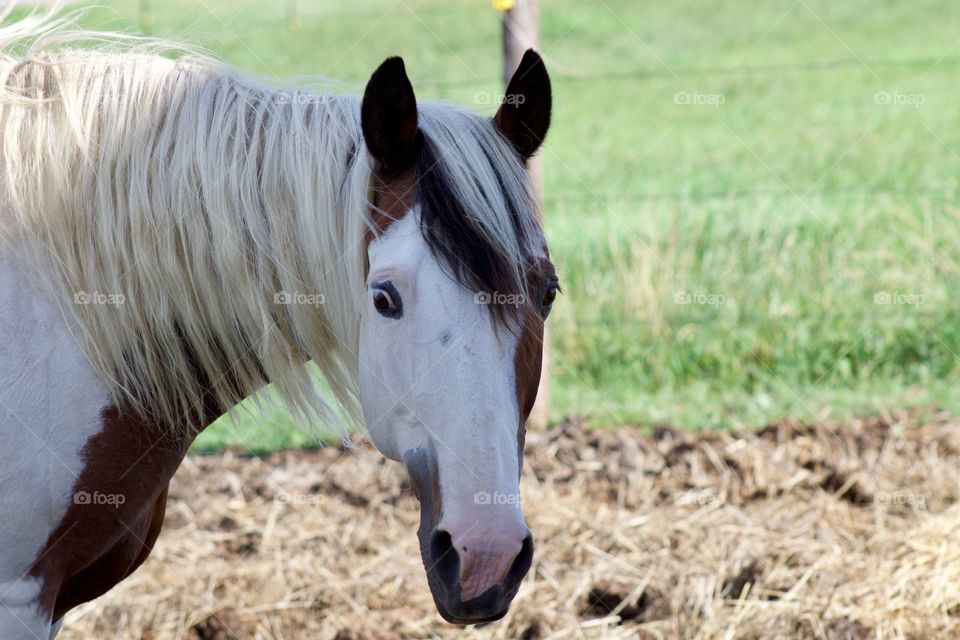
<box><xmin>0</xmin><ymin>238</ymin><xmax>219</xmax><ymax>434</ymax></box>
<box><xmin>0</xmin><ymin>57</ymin><xmax>367</xmax><ymax>435</ymax></box>
<box><xmin>0</xmin><ymin>241</ymin><xmax>200</xmax><ymax>630</ymax></box>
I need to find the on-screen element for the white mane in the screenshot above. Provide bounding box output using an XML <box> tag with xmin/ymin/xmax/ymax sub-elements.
<box><xmin>0</xmin><ymin>8</ymin><xmax>541</xmax><ymax>435</ymax></box>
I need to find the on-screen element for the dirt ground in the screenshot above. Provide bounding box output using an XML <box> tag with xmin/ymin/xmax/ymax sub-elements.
<box><xmin>60</xmin><ymin>414</ymin><xmax>960</xmax><ymax>639</ymax></box>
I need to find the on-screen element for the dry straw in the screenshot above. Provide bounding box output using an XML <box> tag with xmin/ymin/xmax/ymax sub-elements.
<box><xmin>60</xmin><ymin>414</ymin><xmax>960</xmax><ymax>639</ymax></box>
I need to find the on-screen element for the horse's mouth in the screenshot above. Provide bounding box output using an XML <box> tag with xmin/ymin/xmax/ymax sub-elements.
<box><xmin>428</xmin><ymin>580</ymin><xmax>522</xmax><ymax>626</ymax></box>
<box><xmin>435</xmin><ymin>602</ymin><xmax>509</xmax><ymax>625</ymax></box>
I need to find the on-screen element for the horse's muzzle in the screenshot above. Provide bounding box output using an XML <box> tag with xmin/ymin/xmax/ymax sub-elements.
<box><xmin>403</xmin><ymin>445</ymin><xmax>534</xmax><ymax>624</ymax></box>
<box><xmin>423</xmin><ymin>527</ymin><xmax>534</xmax><ymax>624</ymax></box>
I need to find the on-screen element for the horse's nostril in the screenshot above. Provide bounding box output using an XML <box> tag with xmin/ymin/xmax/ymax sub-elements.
<box><xmin>506</xmin><ymin>534</ymin><xmax>534</xmax><ymax>585</ymax></box>
<box><xmin>429</xmin><ymin>529</ymin><xmax>460</xmax><ymax>587</ymax></box>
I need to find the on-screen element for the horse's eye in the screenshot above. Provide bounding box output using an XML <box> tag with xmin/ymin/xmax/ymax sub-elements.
<box><xmin>541</xmin><ymin>285</ymin><xmax>559</xmax><ymax>311</ymax></box>
<box><xmin>374</xmin><ymin>290</ymin><xmax>393</xmax><ymax>311</ymax></box>
<box><xmin>370</xmin><ymin>281</ymin><xmax>403</xmax><ymax>319</ymax></box>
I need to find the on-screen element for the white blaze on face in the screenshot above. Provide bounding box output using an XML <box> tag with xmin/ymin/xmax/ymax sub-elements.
<box><xmin>359</xmin><ymin>211</ymin><xmax>529</xmax><ymax>600</ymax></box>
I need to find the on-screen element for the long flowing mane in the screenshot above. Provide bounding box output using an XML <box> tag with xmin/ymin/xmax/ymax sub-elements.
<box><xmin>0</xmin><ymin>9</ymin><xmax>543</xmax><ymax>433</ymax></box>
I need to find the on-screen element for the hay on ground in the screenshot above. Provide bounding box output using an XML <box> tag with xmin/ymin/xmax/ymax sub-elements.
<box><xmin>61</xmin><ymin>414</ymin><xmax>960</xmax><ymax>639</ymax></box>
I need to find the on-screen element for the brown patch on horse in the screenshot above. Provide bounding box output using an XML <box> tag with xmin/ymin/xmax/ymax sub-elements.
<box><xmin>367</xmin><ymin>166</ymin><xmax>417</xmax><ymax>245</ymax></box>
<box><xmin>514</xmin><ymin>312</ymin><xmax>545</xmax><ymax>426</ymax></box>
<box><xmin>28</xmin><ymin>406</ymin><xmax>196</xmax><ymax>621</ymax></box>
<box><xmin>513</xmin><ymin>310</ymin><xmax>543</xmax><ymax>469</ymax></box>
<box><xmin>29</xmin><ymin>330</ymin><xmax>248</xmax><ymax>622</ymax></box>
<box><xmin>512</xmin><ymin>257</ymin><xmax>557</xmax><ymax>467</ymax></box>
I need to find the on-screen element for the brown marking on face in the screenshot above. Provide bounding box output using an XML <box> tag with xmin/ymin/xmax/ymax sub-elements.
<box><xmin>513</xmin><ymin>257</ymin><xmax>558</xmax><ymax>465</ymax></box>
<box><xmin>28</xmin><ymin>406</ymin><xmax>198</xmax><ymax>622</ymax></box>
<box><xmin>514</xmin><ymin>314</ymin><xmax>545</xmax><ymax>424</ymax></box>
<box><xmin>367</xmin><ymin>166</ymin><xmax>418</xmax><ymax>247</ymax></box>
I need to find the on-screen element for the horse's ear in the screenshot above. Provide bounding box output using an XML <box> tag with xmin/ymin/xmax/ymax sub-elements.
<box><xmin>494</xmin><ymin>49</ymin><xmax>552</xmax><ymax>160</ymax></box>
<box><xmin>361</xmin><ymin>56</ymin><xmax>420</xmax><ymax>173</ymax></box>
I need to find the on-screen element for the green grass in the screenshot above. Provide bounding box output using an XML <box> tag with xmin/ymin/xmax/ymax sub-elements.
<box><xmin>52</xmin><ymin>0</ymin><xmax>960</xmax><ymax>447</ymax></box>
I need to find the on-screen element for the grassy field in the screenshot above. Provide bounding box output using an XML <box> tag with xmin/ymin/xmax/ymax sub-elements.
<box><xmin>50</xmin><ymin>0</ymin><xmax>960</xmax><ymax>450</ymax></box>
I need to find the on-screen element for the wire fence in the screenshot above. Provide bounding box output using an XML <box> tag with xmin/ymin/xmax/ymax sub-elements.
<box><xmin>122</xmin><ymin>2</ymin><xmax>960</xmax><ymax>331</ymax></box>
<box><xmin>425</xmin><ymin>54</ymin><xmax>960</xmax><ymax>91</ymax></box>
<box><xmin>564</xmin><ymin>309</ymin><xmax>958</xmax><ymax>327</ymax></box>
<box><xmin>132</xmin><ymin>4</ymin><xmax>960</xmax><ymax>87</ymax></box>
<box><xmin>545</xmin><ymin>185</ymin><xmax>960</xmax><ymax>206</ymax></box>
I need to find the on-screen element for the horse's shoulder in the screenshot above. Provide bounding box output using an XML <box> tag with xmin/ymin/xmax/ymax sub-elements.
<box><xmin>30</xmin><ymin>406</ymin><xmax>190</xmax><ymax>621</ymax></box>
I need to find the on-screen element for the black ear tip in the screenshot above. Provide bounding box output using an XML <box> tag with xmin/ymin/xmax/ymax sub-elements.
<box><xmin>383</xmin><ymin>55</ymin><xmax>406</xmax><ymax>70</ymax></box>
<box><xmin>370</xmin><ymin>56</ymin><xmax>407</xmax><ymax>82</ymax></box>
<box><xmin>519</xmin><ymin>49</ymin><xmax>547</xmax><ymax>75</ymax></box>
<box><xmin>361</xmin><ymin>55</ymin><xmax>419</xmax><ymax>170</ymax></box>
<box><xmin>512</xmin><ymin>49</ymin><xmax>549</xmax><ymax>90</ymax></box>
<box><xmin>520</xmin><ymin>49</ymin><xmax>543</xmax><ymax>66</ymax></box>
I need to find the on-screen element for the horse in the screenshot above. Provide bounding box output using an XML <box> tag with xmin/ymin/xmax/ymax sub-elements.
<box><xmin>0</xmin><ymin>10</ymin><xmax>557</xmax><ymax>638</ymax></box>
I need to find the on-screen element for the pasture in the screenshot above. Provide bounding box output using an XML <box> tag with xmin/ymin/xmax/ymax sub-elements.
<box><xmin>35</xmin><ymin>0</ymin><xmax>960</xmax><ymax>638</ymax></box>
<box><xmin>64</xmin><ymin>0</ymin><xmax>960</xmax><ymax>447</ymax></box>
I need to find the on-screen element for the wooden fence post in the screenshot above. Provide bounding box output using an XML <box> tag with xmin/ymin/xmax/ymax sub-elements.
<box><xmin>139</xmin><ymin>0</ymin><xmax>154</xmax><ymax>34</ymax></box>
<box><xmin>502</xmin><ymin>0</ymin><xmax>550</xmax><ymax>429</ymax></box>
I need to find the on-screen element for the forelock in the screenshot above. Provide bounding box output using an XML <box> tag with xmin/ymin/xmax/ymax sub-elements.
<box><xmin>412</xmin><ymin>104</ymin><xmax>546</xmax><ymax>325</ymax></box>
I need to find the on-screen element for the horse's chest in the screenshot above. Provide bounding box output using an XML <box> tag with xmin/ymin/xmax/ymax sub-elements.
<box><xmin>1</xmin><ymin>249</ymin><xmax>192</xmax><ymax>621</ymax></box>
<box><xmin>30</xmin><ymin>407</ymin><xmax>190</xmax><ymax>621</ymax></box>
